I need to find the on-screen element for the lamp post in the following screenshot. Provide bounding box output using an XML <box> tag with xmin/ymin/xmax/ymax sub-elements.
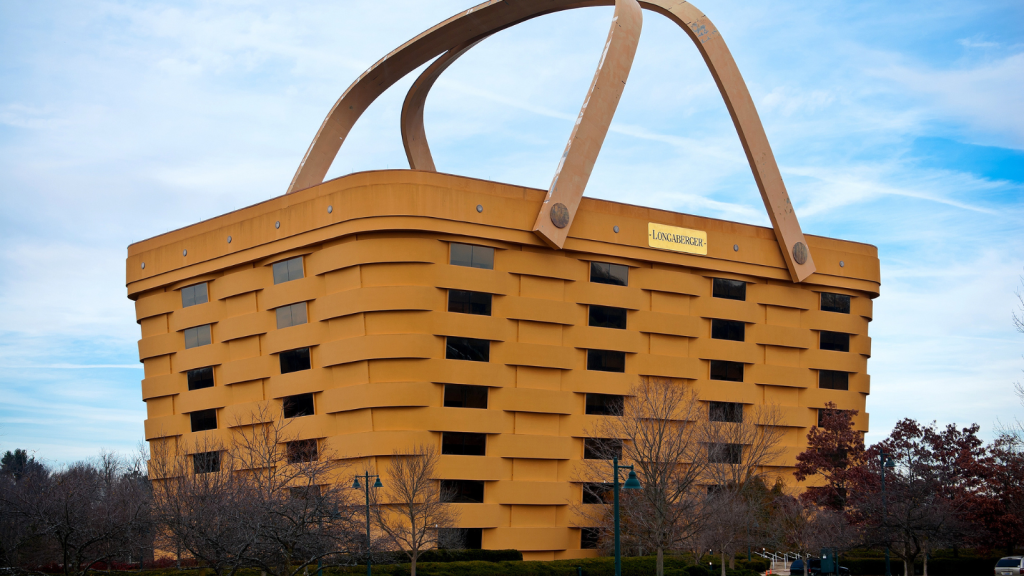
<box><xmin>353</xmin><ymin>472</ymin><xmax>384</xmax><ymax>576</ymax></box>
<box><xmin>612</xmin><ymin>456</ymin><xmax>642</xmax><ymax>576</ymax></box>
<box><xmin>879</xmin><ymin>450</ymin><xmax>895</xmax><ymax>576</ymax></box>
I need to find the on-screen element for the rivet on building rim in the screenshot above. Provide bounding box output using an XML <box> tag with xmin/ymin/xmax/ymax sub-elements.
<box><xmin>840</xmin><ymin>260</ymin><xmax>845</xmax><ymax>268</ymax></box>
<box><xmin>613</xmin><ymin>225</ymin><xmax>620</xmax><ymax>233</ymax></box>
<box><xmin>227</xmin><ymin>236</ymin><xmax>232</xmax><ymax>244</ymax></box>
<box><xmin>141</xmin><ymin>262</ymin><xmax>145</xmax><ymax>269</ymax></box>
<box><xmin>275</xmin><ymin>221</ymin><xmax>280</xmax><ymax>229</ymax></box>
<box><xmin>549</xmin><ymin>203</ymin><xmax>569</xmax><ymax>229</ymax></box>
<box><xmin>733</xmin><ymin>244</ymin><xmax>739</xmax><ymax>252</ymax></box>
<box><xmin>182</xmin><ymin>249</ymin><xmax>187</xmax><ymax>257</ymax></box>
<box><xmin>476</xmin><ymin>205</ymin><xmax>483</xmax><ymax>213</ymax></box>
<box><xmin>328</xmin><ymin>205</ymin><xmax>333</xmax><ymax>214</ymax></box>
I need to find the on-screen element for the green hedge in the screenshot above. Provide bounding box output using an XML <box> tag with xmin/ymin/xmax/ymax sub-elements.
<box><xmin>416</xmin><ymin>549</ymin><xmax>523</xmax><ymax>563</ymax></box>
<box><xmin>841</xmin><ymin>556</ymin><xmax>1006</xmax><ymax>576</ymax></box>
<box><xmin>327</xmin><ymin>556</ymin><xmax>704</xmax><ymax>576</ymax></box>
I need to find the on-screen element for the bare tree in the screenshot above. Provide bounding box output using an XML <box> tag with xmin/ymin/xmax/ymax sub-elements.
<box><xmin>1</xmin><ymin>450</ymin><xmax>153</xmax><ymax>576</ymax></box>
<box><xmin>697</xmin><ymin>402</ymin><xmax>786</xmax><ymax>576</ymax></box>
<box><xmin>576</xmin><ymin>377</ymin><xmax>709</xmax><ymax>576</ymax></box>
<box><xmin>371</xmin><ymin>444</ymin><xmax>459</xmax><ymax>576</ymax></box>
<box><xmin>150</xmin><ymin>405</ymin><xmax>361</xmax><ymax>576</ymax></box>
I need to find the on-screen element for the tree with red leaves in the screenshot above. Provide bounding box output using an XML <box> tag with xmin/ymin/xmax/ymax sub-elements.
<box><xmin>793</xmin><ymin>402</ymin><xmax>865</xmax><ymax>511</ymax></box>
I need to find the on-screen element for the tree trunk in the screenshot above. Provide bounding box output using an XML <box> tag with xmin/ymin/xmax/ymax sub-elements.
<box><xmin>730</xmin><ymin>553</ymin><xmax>735</xmax><ymax>569</ymax></box>
<box><xmin>721</xmin><ymin>550</ymin><xmax>727</xmax><ymax>576</ymax></box>
<box><xmin>923</xmin><ymin>551</ymin><xmax>928</xmax><ymax>576</ymax></box>
<box><xmin>657</xmin><ymin>546</ymin><xmax>664</xmax><ymax>576</ymax></box>
<box><xmin>411</xmin><ymin>553</ymin><xmax>417</xmax><ymax>576</ymax></box>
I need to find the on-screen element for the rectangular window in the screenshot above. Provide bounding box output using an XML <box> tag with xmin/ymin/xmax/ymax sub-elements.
<box><xmin>711</xmin><ymin>319</ymin><xmax>745</xmax><ymax>341</ymax></box>
<box><xmin>276</xmin><ymin>302</ymin><xmax>308</xmax><ymax>329</ymax></box>
<box><xmin>286</xmin><ymin>439</ymin><xmax>318</xmax><ymax>463</ymax></box>
<box><xmin>272</xmin><ymin>257</ymin><xmax>304</xmax><ymax>285</ymax></box>
<box><xmin>581</xmin><ymin>528</ymin><xmax>601</xmax><ymax>549</ymax></box>
<box><xmin>441</xmin><ymin>432</ymin><xmax>486</xmax><ymax>456</ymax></box>
<box><xmin>821</xmin><ymin>293</ymin><xmax>851</xmax><ymax>314</ymax></box>
<box><xmin>819</xmin><ymin>370</ymin><xmax>849</xmax><ymax>391</ymax></box>
<box><xmin>710</xmin><ymin>360</ymin><xmax>743</xmax><ymax>382</ymax></box>
<box><xmin>582</xmin><ymin>482</ymin><xmax>612</xmax><ymax>504</ymax></box>
<box><xmin>189</xmin><ymin>409</ymin><xmax>217</xmax><ymax>432</ymax></box>
<box><xmin>438</xmin><ymin>528</ymin><xmax>482</xmax><ymax>550</ymax></box>
<box><xmin>444</xmin><ymin>384</ymin><xmax>488</xmax><ymax>409</ymax></box>
<box><xmin>589</xmin><ymin>305</ymin><xmax>627</xmax><ymax>329</ymax></box>
<box><xmin>448</xmin><ymin>290</ymin><xmax>492</xmax><ymax>316</ymax></box>
<box><xmin>820</xmin><ymin>331</ymin><xmax>850</xmax><ymax>352</ymax></box>
<box><xmin>187</xmin><ymin>366</ymin><xmax>214</xmax><ymax>391</ymax></box>
<box><xmin>708</xmin><ymin>443</ymin><xmax>743</xmax><ymax>464</ymax></box>
<box><xmin>184</xmin><ymin>324</ymin><xmax>212</xmax><ymax>349</ymax></box>
<box><xmin>583</xmin><ymin>438</ymin><xmax>622</xmax><ymax>460</ymax></box>
<box><xmin>289</xmin><ymin>485</ymin><xmax>322</xmax><ymax>500</ymax></box>
<box><xmin>709</xmin><ymin>401</ymin><xmax>743</xmax><ymax>423</ymax></box>
<box><xmin>590</xmin><ymin>262</ymin><xmax>628</xmax><ymax>286</ymax></box>
<box><xmin>587</xmin><ymin>349</ymin><xmax>626</xmax><ymax>373</ymax></box>
<box><xmin>445</xmin><ymin>337</ymin><xmax>490</xmax><ymax>362</ymax></box>
<box><xmin>283</xmin><ymin>393</ymin><xmax>315</xmax><ymax>418</ymax></box>
<box><xmin>181</xmin><ymin>282</ymin><xmax>209</xmax><ymax>308</ymax></box>
<box><xmin>585</xmin><ymin>393</ymin><xmax>624</xmax><ymax>416</ymax></box>
<box><xmin>193</xmin><ymin>451</ymin><xmax>220</xmax><ymax>474</ymax></box>
<box><xmin>450</xmin><ymin>243</ymin><xmax>494</xmax><ymax>270</ymax></box>
<box><xmin>712</xmin><ymin>278</ymin><xmax>746</xmax><ymax>301</ymax></box>
<box><xmin>280</xmin><ymin>348</ymin><xmax>311</xmax><ymax>374</ymax></box>
<box><xmin>440</xmin><ymin>480</ymin><xmax>485</xmax><ymax>503</ymax></box>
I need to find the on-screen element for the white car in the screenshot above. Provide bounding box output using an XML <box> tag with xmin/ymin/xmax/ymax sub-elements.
<box><xmin>996</xmin><ymin>557</ymin><xmax>1023</xmax><ymax>576</ymax></box>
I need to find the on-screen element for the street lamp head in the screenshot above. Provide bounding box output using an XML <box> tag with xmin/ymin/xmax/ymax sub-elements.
<box><xmin>352</xmin><ymin>478</ymin><xmax>361</xmax><ymax>489</ymax></box>
<box><xmin>623</xmin><ymin>470</ymin><xmax>642</xmax><ymax>490</ymax></box>
<box><xmin>884</xmin><ymin>457</ymin><xmax>896</xmax><ymax>468</ymax></box>
<box><xmin>373</xmin><ymin>477</ymin><xmax>384</xmax><ymax>489</ymax></box>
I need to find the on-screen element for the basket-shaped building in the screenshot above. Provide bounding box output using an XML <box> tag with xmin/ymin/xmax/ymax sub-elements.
<box><xmin>127</xmin><ymin>0</ymin><xmax>878</xmax><ymax>560</ymax></box>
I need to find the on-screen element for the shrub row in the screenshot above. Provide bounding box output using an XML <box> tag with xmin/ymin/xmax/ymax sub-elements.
<box><xmin>323</xmin><ymin>556</ymin><xmax>741</xmax><ymax>576</ymax></box>
<box><xmin>841</xmin><ymin>556</ymin><xmax>1007</xmax><ymax>576</ymax></box>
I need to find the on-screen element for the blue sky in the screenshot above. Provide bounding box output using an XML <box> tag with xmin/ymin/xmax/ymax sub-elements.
<box><xmin>0</xmin><ymin>0</ymin><xmax>1021</xmax><ymax>463</ymax></box>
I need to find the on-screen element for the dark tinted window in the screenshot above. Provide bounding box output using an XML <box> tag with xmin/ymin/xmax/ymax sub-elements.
<box><xmin>585</xmin><ymin>393</ymin><xmax>624</xmax><ymax>416</ymax></box>
<box><xmin>821</xmin><ymin>293</ymin><xmax>851</xmax><ymax>314</ymax></box>
<box><xmin>710</xmin><ymin>360</ymin><xmax>743</xmax><ymax>382</ymax></box>
<box><xmin>996</xmin><ymin>560</ymin><xmax>1021</xmax><ymax>568</ymax></box>
<box><xmin>589</xmin><ymin>305</ymin><xmax>627</xmax><ymax>329</ymax></box>
<box><xmin>820</xmin><ymin>331</ymin><xmax>850</xmax><ymax>352</ymax></box>
<box><xmin>272</xmin><ymin>257</ymin><xmax>304</xmax><ymax>285</ymax></box>
<box><xmin>448</xmin><ymin>290</ymin><xmax>492</xmax><ymax>316</ymax></box>
<box><xmin>441</xmin><ymin>432</ymin><xmax>486</xmax><ymax>456</ymax></box>
<box><xmin>444</xmin><ymin>384</ymin><xmax>488</xmax><ymax>409</ymax></box>
<box><xmin>276</xmin><ymin>302</ymin><xmax>308</xmax><ymax>329</ymax></box>
<box><xmin>709</xmin><ymin>401</ymin><xmax>743</xmax><ymax>423</ymax></box>
<box><xmin>190</xmin><ymin>409</ymin><xmax>217</xmax><ymax>432</ymax></box>
<box><xmin>193</xmin><ymin>451</ymin><xmax>220</xmax><ymax>474</ymax></box>
<box><xmin>712</xmin><ymin>278</ymin><xmax>746</xmax><ymax>301</ymax></box>
<box><xmin>817</xmin><ymin>408</ymin><xmax>850</xmax><ymax>427</ymax></box>
<box><xmin>184</xmin><ymin>324</ymin><xmax>212</xmax><ymax>349</ymax></box>
<box><xmin>286</xmin><ymin>439</ymin><xmax>318</xmax><ymax>463</ymax></box>
<box><xmin>181</xmin><ymin>283</ymin><xmax>209</xmax><ymax>308</ymax></box>
<box><xmin>283</xmin><ymin>393</ymin><xmax>315</xmax><ymax>418</ymax></box>
<box><xmin>819</xmin><ymin>370</ymin><xmax>849</xmax><ymax>390</ymax></box>
<box><xmin>590</xmin><ymin>262</ymin><xmax>628</xmax><ymax>286</ymax></box>
<box><xmin>581</xmin><ymin>528</ymin><xmax>601</xmax><ymax>549</ymax></box>
<box><xmin>187</xmin><ymin>367</ymin><xmax>214</xmax><ymax>391</ymax></box>
<box><xmin>280</xmin><ymin>348</ymin><xmax>311</xmax><ymax>374</ymax></box>
<box><xmin>438</xmin><ymin>528</ymin><xmax>482</xmax><ymax>550</ymax></box>
<box><xmin>711</xmin><ymin>319</ymin><xmax>745</xmax><ymax>341</ymax></box>
<box><xmin>587</xmin><ymin>349</ymin><xmax>625</xmax><ymax>373</ymax></box>
<box><xmin>441</xmin><ymin>479</ymin><xmax>485</xmax><ymax>503</ymax></box>
<box><xmin>289</xmin><ymin>485</ymin><xmax>322</xmax><ymax>500</ymax></box>
<box><xmin>445</xmin><ymin>337</ymin><xmax>490</xmax><ymax>362</ymax></box>
<box><xmin>583</xmin><ymin>438</ymin><xmax>622</xmax><ymax>460</ymax></box>
<box><xmin>582</xmin><ymin>482</ymin><xmax>612</xmax><ymax>504</ymax></box>
<box><xmin>708</xmin><ymin>443</ymin><xmax>743</xmax><ymax>464</ymax></box>
<box><xmin>450</xmin><ymin>243</ymin><xmax>494</xmax><ymax>270</ymax></box>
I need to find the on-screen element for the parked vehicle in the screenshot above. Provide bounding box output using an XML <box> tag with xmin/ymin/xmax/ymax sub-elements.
<box><xmin>790</xmin><ymin>558</ymin><xmax>850</xmax><ymax>576</ymax></box>
<box><xmin>995</xmin><ymin>556</ymin><xmax>1024</xmax><ymax>576</ymax></box>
